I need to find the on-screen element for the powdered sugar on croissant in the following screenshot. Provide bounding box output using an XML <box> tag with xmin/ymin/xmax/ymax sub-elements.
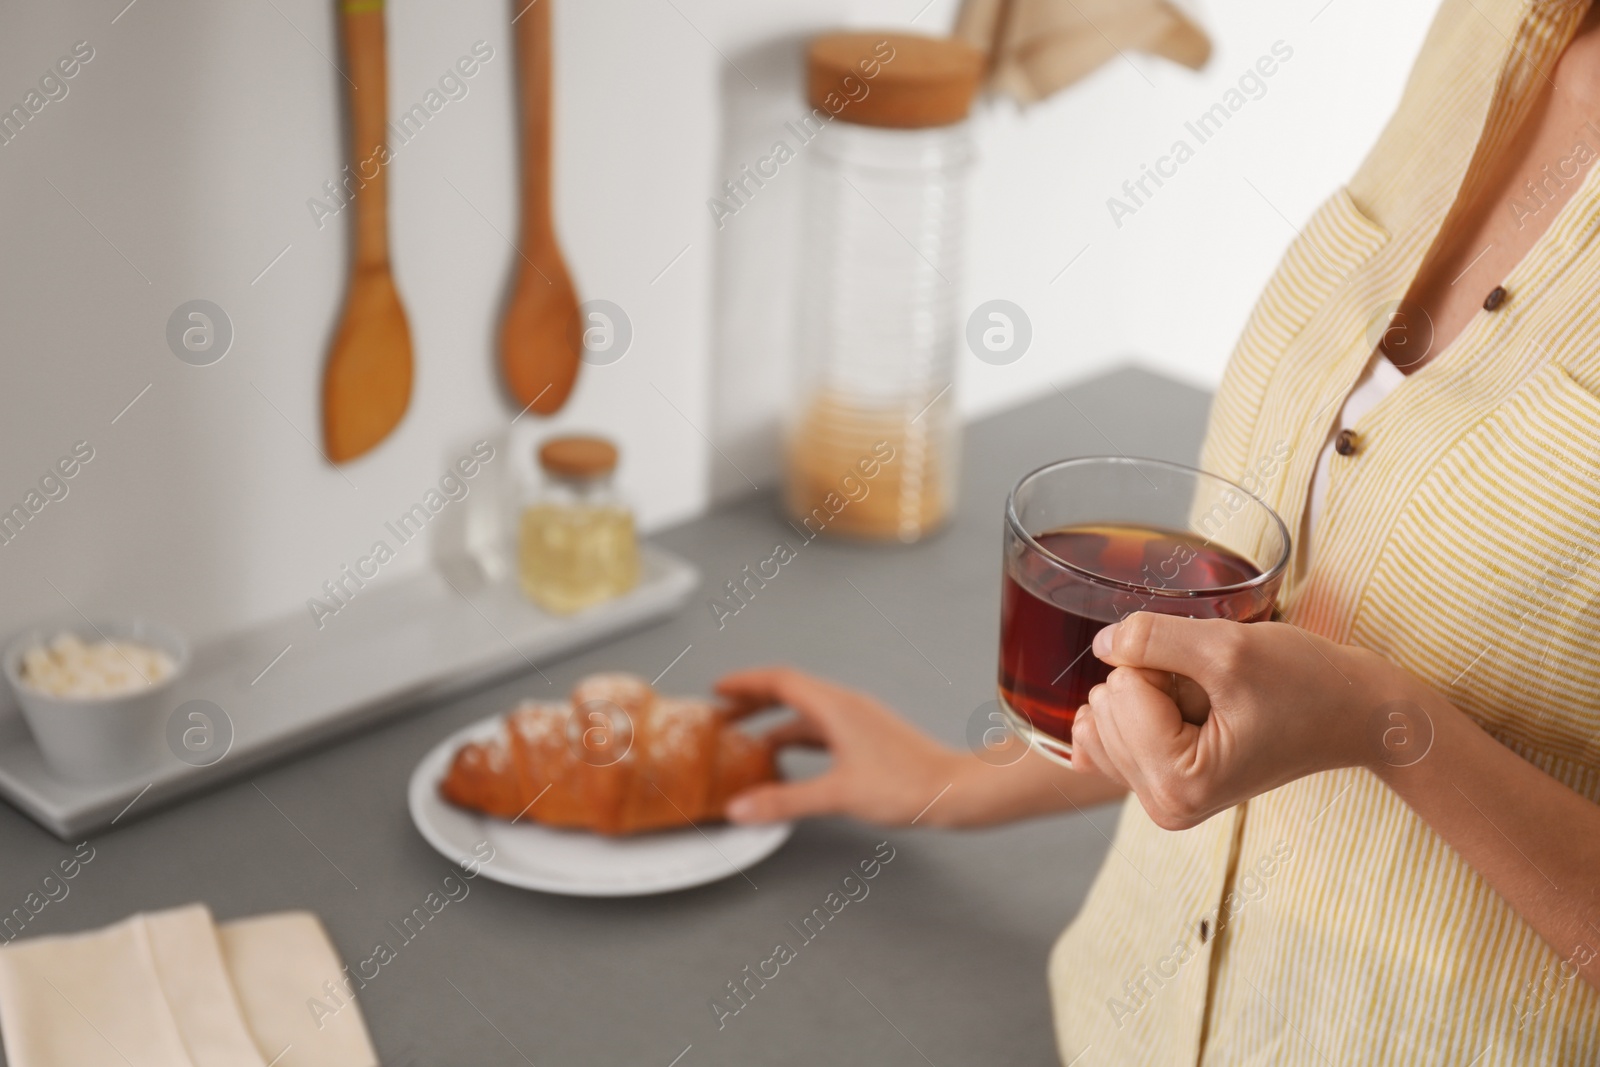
<box><xmin>438</xmin><ymin>674</ymin><xmax>775</xmax><ymax>835</ymax></box>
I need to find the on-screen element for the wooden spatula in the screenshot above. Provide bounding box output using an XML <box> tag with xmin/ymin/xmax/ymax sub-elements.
<box><xmin>323</xmin><ymin>0</ymin><xmax>413</xmax><ymax>464</ymax></box>
<box><xmin>500</xmin><ymin>0</ymin><xmax>581</xmax><ymax>416</ymax></box>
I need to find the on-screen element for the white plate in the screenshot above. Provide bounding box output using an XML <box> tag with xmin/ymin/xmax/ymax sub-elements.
<box><xmin>408</xmin><ymin>714</ymin><xmax>793</xmax><ymax>897</ymax></box>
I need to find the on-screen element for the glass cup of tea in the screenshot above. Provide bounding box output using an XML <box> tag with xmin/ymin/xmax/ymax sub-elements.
<box><xmin>998</xmin><ymin>456</ymin><xmax>1291</xmax><ymax>765</ymax></box>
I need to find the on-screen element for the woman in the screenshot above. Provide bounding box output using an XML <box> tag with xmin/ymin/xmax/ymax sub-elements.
<box><xmin>720</xmin><ymin>0</ymin><xmax>1600</xmax><ymax>1061</ymax></box>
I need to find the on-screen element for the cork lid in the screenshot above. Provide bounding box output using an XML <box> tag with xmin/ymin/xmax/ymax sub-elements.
<box><xmin>807</xmin><ymin>33</ymin><xmax>984</xmax><ymax>129</ymax></box>
<box><xmin>538</xmin><ymin>435</ymin><xmax>618</xmax><ymax>479</ymax></box>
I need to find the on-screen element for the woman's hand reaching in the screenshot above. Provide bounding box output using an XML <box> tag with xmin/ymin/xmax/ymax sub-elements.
<box><xmin>716</xmin><ymin>667</ymin><xmax>965</xmax><ymax>826</ymax></box>
<box><xmin>717</xmin><ymin>667</ymin><xmax>1128</xmax><ymax>829</ymax></box>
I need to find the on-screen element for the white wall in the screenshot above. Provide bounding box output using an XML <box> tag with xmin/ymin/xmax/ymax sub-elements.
<box><xmin>956</xmin><ymin>0</ymin><xmax>1437</xmax><ymax>416</ymax></box>
<box><xmin>0</xmin><ymin>0</ymin><xmax>1435</xmax><ymax>643</ymax></box>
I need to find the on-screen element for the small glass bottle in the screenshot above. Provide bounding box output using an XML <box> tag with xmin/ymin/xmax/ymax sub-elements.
<box><xmin>517</xmin><ymin>435</ymin><xmax>639</xmax><ymax>614</ymax></box>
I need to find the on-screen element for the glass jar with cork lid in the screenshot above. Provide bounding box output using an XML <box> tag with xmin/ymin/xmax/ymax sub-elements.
<box><xmin>517</xmin><ymin>434</ymin><xmax>639</xmax><ymax>614</ymax></box>
<box><xmin>785</xmin><ymin>32</ymin><xmax>984</xmax><ymax>543</ymax></box>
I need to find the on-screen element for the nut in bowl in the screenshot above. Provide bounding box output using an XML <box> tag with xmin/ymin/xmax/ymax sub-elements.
<box><xmin>2</xmin><ymin>620</ymin><xmax>189</xmax><ymax>783</ymax></box>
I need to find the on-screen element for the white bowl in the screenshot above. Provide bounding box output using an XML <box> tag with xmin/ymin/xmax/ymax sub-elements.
<box><xmin>2</xmin><ymin>620</ymin><xmax>189</xmax><ymax>783</ymax></box>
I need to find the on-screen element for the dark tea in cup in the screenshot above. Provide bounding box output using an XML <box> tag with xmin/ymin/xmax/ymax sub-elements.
<box><xmin>998</xmin><ymin>459</ymin><xmax>1290</xmax><ymax>764</ymax></box>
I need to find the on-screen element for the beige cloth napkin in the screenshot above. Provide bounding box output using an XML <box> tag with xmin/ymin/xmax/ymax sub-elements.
<box><xmin>0</xmin><ymin>904</ymin><xmax>378</xmax><ymax>1067</ymax></box>
<box><xmin>955</xmin><ymin>0</ymin><xmax>1211</xmax><ymax>103</ymax></box>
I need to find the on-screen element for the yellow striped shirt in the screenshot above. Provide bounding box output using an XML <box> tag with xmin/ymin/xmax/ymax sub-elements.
<box><xmin>1049</xmin><ymin>0</ymin><xmax>1600</xmax><ymax>1062</ymax></box>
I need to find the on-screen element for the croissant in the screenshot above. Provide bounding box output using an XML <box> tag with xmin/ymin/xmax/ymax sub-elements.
<box><xmin>438</xmin><ymin>673</ymin><xmax>776</xmax><ymax>835</ymax></box>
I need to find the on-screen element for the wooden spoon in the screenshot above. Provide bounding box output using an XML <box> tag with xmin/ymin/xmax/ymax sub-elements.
<box><xmin>323</xmin><ymin>0</ymin><xmax>414</xmax><ymax>464</ymax></box>
<box><xmin>500</xmin><ymin>0</ymin><xmax>581</xmax><ymax>416</ymax></box>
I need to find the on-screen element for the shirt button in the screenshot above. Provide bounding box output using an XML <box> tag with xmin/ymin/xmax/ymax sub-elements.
<box><xmin>1334</xmin><ymin>428</ymin><xmax>1359</xmax><ymax>456</ymax></box>
<box><xmin>1484</xmin><ymin>285</ymin><xmax>1508</xmax><ymax>311</ymax></box>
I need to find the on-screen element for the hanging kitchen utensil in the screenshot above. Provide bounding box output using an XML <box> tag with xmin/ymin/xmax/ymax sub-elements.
<box><xmin>500</xmin><ymin>0</ymin><xmax>581</xmax><ymax>416</ymax></box>
<box><xmin>322</xmin><ymin>0</ymin><xmax>414</xmax><ymax>464</ymax></box>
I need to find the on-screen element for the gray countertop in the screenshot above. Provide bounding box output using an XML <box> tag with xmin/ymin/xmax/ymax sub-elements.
<box><xmin>0</xmin><ymin>366</ymin><xmax>1211</xmax><ymax>1067</ymax></box>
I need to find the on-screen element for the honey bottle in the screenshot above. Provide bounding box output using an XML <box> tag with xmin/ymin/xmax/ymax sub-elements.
<box><xmin>517</xmin><ymin>435</ymin><xmax>639</xmax><ymax>614</ymax></box>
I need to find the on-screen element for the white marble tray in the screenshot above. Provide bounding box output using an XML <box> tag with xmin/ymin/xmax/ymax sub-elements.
<box><xmin>0</xmin><ymin>546</ymin><xmax>698</xmax><ymax>839</ymax></box>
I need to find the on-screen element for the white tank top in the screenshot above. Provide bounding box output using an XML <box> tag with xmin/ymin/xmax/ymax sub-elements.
<box><xmin>1299</xmin><ymin>352</ymin><xmax>1407</xmax><ymax>569</ymax></box>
